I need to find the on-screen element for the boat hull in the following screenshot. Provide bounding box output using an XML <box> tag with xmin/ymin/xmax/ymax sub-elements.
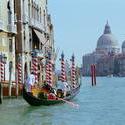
<box><xmin>23</xmin><ymin>83</ymin><xmax>81</xmax><ymax>106</ymax></box>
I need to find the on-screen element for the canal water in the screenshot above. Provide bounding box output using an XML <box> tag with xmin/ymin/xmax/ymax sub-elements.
<box><xmin>0</xmin><ymin>77</ymin><xmax>125</xmax><ymax>125</ymax></box>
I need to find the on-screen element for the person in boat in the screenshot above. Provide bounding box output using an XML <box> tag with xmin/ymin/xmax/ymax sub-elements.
<box><xmin>56</xmin><ymin>81</ymin><xmax>71</xmax><ymax>97</ymax></box>
<box><xmin>25</xmin><ymin>72</ymin><xmax>36</xmax><ymax>92</ymax></box>
<box><xmin>42</xmin><ymin>81</ymin><xmax>55</xmax><ymax>93</ymax></box>
<box><xmin>40</xmin><ymin>81</ymin><xmax>57</xmax><ymax>100</ymax></box>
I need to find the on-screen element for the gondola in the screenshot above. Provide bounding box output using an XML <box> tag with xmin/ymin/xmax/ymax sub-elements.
<box><xmin>22</xmin><ymin>81</ymin><xmax>81</xmax><ymax>106</ymax></box>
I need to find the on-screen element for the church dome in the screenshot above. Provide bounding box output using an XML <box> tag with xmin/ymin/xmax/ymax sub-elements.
<box><xmin>96</xmin><ymin>22</ymin><xmax>119</xmax><ymax>54</ymax></box>
<box><xmin>97</xmin><ymin>34</ymin><xmax>118</xmax><ymax>48</ymax></box>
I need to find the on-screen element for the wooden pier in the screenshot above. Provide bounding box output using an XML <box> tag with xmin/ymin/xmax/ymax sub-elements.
<box><xmin>0</xmin><ymin>81</ymin><xmax>23</xmax><ymax>99</ymax></box>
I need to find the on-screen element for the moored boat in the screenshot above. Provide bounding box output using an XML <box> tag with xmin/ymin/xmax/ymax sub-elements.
<box><xmin>22</xmin><ymin>82</ymin><xmax>81</xmax><ymax>106</ymax></box>
<box><xmin>23</xmin><ymin>52</ymin><xmax>81</xmax><ymax>106</ymax></box>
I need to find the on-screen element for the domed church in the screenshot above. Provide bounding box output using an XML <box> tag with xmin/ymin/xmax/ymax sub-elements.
<box><xmin>96</xmin><ymin>21</ymin><xmax>119</xmax><ymax>55</ymax></box>
<box><xmin>82</xmin><ymin>21</ymin><xmax>120</xmax><ymax>76</ymax></box>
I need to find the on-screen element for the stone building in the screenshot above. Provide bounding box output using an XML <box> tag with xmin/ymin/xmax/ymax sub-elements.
<box><xmin>114</xmin><ymin>41</ymin><xmax>125</xmax><ymax>76</ymax></box>
<box><xmin>96</xmin><ymin>55</ymin><xmax>116</xmax><ymax>76</ymax></box>
<box><xmin>82</xmin><ymin>22</ymin><xmax>120</xmax><ymax>76</ymax></box>
<box><xmin>0</xmin><ymin>0</ymin><xmax>16</xmax><ymax>81</ymax></box>
<box><xmin>0</xmin><ymin>0</ymin><xmax>55</xmax><ymax>83</ymax></box>
<box><xmin>14</xmin><ymin>0</ymin><xmax>55</xmax><ymax>83</ymax></box>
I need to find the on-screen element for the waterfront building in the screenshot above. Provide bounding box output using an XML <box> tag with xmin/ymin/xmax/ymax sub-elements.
<box><xmin>82</xmin><ymin>22</ymin><xmax>120</xmax><ymax>76</ymax></box>
<box><xmin>0</xmin><ymin>0</ymin><xmax>16</xmax><ymax>82</ymax></box>
<box><xmin>82</xmin><ymin>52</ymin><xmax>102</xmax><ymax>76</ymax></box>
<box><xmin>96</xmin><ymin>54</ymin><xmax>116</xmax><ymax>76</ymax></box>
<box><xmin>0</xmin><ymin>0</ymin><xmax>55</xmax><ymax>97</ymax></box>
<box><xmin>14</xmin><ymin>0</ymin><xmax>55</xmax><ymax>83</ymax></box>
<box><xmin>114</xmin><ymin>41</ymin><xmax>125</xmax><ymax>76</ymax></box>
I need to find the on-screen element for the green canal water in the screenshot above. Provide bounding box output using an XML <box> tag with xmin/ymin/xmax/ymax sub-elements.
<box><xmin>0</xmin><ymin>77</ymin><xmax>125</xmax><ymax>125</ymax></box>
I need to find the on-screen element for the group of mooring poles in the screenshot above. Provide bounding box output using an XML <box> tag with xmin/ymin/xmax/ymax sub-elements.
<box><xmin>0</xmin><ymin>54</ymin><xmax>22</xmax><ymax>104</ymax></box>
<box><xmin>91</xmin><ymin>64</ymin><xmax>96</xmax><ymax>86</ymax></box>
<box><xmin>60</xmin><ymin>52</ymin><xmax>77</xmax><ymax>88</ymax></box>
<box><xmin>0</xmin><ymin>59</ymin><xmax>7</xmax><ymax>104</ymax></box>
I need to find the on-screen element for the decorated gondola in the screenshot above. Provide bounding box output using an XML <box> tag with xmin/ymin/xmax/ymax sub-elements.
<box><xmin>23</xmin><ymin>52</ymin><xmax>81</xmax><ymax>106</ymax></box>
<box><xmin>22</xmin><ymin>82</ymin><xmax>81</xmax><ymax>106</ymax></box>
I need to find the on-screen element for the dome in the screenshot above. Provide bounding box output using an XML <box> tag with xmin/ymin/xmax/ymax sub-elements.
<box><xmin>97</xmin><ymin>34</ymin><xmax>118</xmax><ymax>49</ymax></box>
<box><xmin>96</xmin><ymin>22</ymin><xmax>119</xmax><ymax>53</ymax></box>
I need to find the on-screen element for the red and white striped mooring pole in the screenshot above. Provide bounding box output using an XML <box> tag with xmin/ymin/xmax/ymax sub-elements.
<box><xmin>17</xmin><ymin>56</ymin><xmax>22</xmax><ymax>84</ymax></box>
<box><xmin>45</xmin><ymin>60</ymin><xmax>49</xmax><ymax>84</ymax></box>
<box><xmin>71</xmin><ymin>54</ymin><xmax>76</xmax><ymax>86</ymax></box>
<box><xmin>32</xmin><ymin>57</ymin><xmax>38</xmax><ymax>83</ymax></box>
<box><xmin>48</xmin><ymin>52</ymin><xmax>53</xmax><ymax>86</ymax></box>
<box><xmin>0</xmin><ymin>61</ymin><xmax>4</xmax><ymax>81</ymax></box>
<box><xmin>60</xmin><ymin>52</ymin><xmax>66</xmax><ymax>82</ymax></box>
<box><xmin>45</xmin><ymin>52</ymin><xmax>53</xmax><ymax>86</ymax></box>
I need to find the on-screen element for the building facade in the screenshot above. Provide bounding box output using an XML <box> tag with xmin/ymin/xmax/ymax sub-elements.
<box><xmin>0</xmin><ymin>0</ymin><xmax>16</xmax><ymax>82</ymax></box>
<box><xmin>0</xmin><ymin>0</ymin><xmax>55</xmax><ymax>87</ymax></box>
<box><xmin>14</xmin><ymin>0</ymin><xmax>55</xmax><ymax>83</ymax></box>
<box><xmin>82</xmin><ymin>22</ymin><xmax>120</xmax><ymax>76</ymax></box>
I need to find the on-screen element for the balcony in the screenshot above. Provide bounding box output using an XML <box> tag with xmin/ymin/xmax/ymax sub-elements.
<box><xmin>29</xmin><ymin>18</ymin><xmax>44</xmax><ymax>31</ymax></box>
<box><xmin>7</xmin><ymin>24</ymin><xmax>17</xmax><ymax>34</ymax></box>
<box><xmin>0</xmin><ymin>20</ymin><xmax>4</xmax><ymax>32</ymax></box>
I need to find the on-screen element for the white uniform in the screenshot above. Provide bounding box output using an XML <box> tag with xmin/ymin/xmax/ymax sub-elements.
<box><xmin>57</xmin><ymin>81</ymin><xmax>70</xmax><ymax>92</ymax></box>
<box><xmin>63</xmin><ymin>82</ymin><xmax>71</xmax><ymax>91</ymax></box>
<box><xmin>26</xmin><ymin>74</ymin><xmax>35</xmax><ymax>92</ymax></box>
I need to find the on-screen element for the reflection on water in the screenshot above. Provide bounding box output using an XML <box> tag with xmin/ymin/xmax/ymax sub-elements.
<box><xmin>0</xmin><ymin>77</ymin><xmax>125</xmax><ymax>125</ymax></box>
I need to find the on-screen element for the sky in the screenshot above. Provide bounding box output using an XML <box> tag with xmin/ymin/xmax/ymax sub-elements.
<box><xmin>48</xmin><ymin>0</ymin><xmax>125</xmax><ymax>67</ymax></box>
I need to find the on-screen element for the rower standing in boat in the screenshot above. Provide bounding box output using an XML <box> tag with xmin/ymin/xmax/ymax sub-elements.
<box><xmin>56</xmin><ymin>81</ymin><xmax>70</xmax><ymax>97</ymax></box>
<box><xmin>26</xmin><ymin>72</ymin><xmax>35</xmax><ymax>92</ymax></box>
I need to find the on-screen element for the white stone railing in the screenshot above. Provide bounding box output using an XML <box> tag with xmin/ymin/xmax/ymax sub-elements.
<box><xmin>29</xmin><ymin>18</ymin><xmax>44</xmax><ymax>30</ymax></box>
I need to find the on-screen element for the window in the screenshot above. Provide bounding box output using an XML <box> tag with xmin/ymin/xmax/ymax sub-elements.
<box><xmin>37</xmin><ymin>5</ymin><xmax>39</xmax><ymax>21</ymax></box>
<box><xmin>28</xmin><ymin>0</ymin><xmax>30</xmax><ymax>18</ymax></box>
<box><xmin>7</xmin><ymin>0</ymin><xmax>12</xmax><ymax>24</ymax></box>
<box><xmin>9</xmin><ymin>61</ymin><xmax>13</xmax><ymax>72</ymax></box>
<box><xmin>40</xmin><ymin>8</ymin><xmax>42</xmax><ymax>22</ymax></box>
<box><xmin>9</xmin><ymin>39</ymin><xmax>13</xmax><ymax>52</ymax></box>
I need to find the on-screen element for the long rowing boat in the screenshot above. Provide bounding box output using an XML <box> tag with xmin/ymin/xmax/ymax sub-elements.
<box><xmin>22</xmin><ymin>81</ymin><xmax>81</xmax><ymax>106</ymax></box>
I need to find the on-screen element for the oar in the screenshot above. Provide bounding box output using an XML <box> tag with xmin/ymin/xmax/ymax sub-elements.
<box><xmin>57</xmin><ymin>97</ymin><xmax>79</xmax><ymax>108</ymax></box>
<box><xmin>39</xmin><ymin>84</ymin><xmax>79</xmax><ymax>108</ymax></box>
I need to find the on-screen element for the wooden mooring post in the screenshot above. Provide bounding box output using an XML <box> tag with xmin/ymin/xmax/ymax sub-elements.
<box><xmin>91</xmin><ymin>64</ymin><xmax>96</xmax><ymax>86</ymax></box>
<box><xmin>9</xmin><ymin>61</ymin><xmax>13</xmax><ymax>97</ymax></box>
<box><xmin>0</xmin><ymin>83</ymin><xmax>2</xmax><ymax>104</ymax></box>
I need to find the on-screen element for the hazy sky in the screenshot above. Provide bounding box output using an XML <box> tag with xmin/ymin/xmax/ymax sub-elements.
<box><xmin>48</xmin><ymin>0</ymin><xmax>125</xmax><ymax>67</ymax></box>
